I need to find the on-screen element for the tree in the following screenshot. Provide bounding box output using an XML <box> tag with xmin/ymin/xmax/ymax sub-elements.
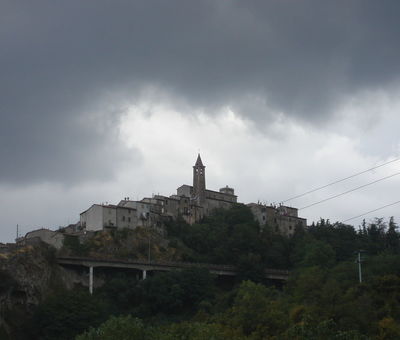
<box><xmin>162</xmin><ymin>322</ymin><xmax>247</xmax><ymax>340</ymax></box>
<box><xmin>225</xmin><ymin>281</ymin><xmax>287</xmax><ymax>337</ymax></box>
<box><xmin>364</xmin><ymin>219</ymin><xmax>387</xmax><ymax>255</ymax></box>
<box><xmin>386</xmin><ymin>217</ymin><xmax>399</xmax><ymax>254</ymax></box>
<box><xmin>378</xmin><ymin>317</ymin><xmax>400</xmax><ymax>340</ymax></box>
<box><xmin>236</xmin><ymin>253</ymin><xmax>265</xmax><ymax>283</ymax></box>
<box><xmin>293</xmin><ymin>237</ymin><xmax>336</xmax><ymax>269</ymax></box>
<box><xmin>137</xmin><ymin>268</ymin><xmax>215</xmax><ymax>316</ymax></box>
<box><xmin>283</xmin><ymin>318</ymin><xmax>367</xmax><ymax>340</ymax></box>
<box><xmin>31</xmin><ymin>289</ymin><xmax>107</xmax><ymax>340</ymax></box>
<box><xmin>76</xmin><ymin>315</ymin><xmax>155</xmax><ymax>340</ymax></box>
<box><xmin>95</xmin><ymin>273</ymin><xmax>141</xmax><ymax>315</ymax></box>
<box><xmin>303</xmin><ymin>241</ymin><xmax>335</xmax><ymax>268</ymax></box>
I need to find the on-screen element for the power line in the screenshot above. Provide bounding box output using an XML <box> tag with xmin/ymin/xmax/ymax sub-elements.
<box><xmin>342</xmin><ymin>200</ymin><xmax>400</xmax><ymax>223</ymax></box>
<box><xmin>282</xmin><ymin>156</ymin><xmax>400</xmax><ymax>203</ymax></box>
<box><xmin>299</xmin><ymin>170</ymin><xmax>400</xmax><ymax>210</ymax></box>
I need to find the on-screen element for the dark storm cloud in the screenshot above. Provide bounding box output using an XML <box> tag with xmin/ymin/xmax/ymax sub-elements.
<box><xmin>1</xmin><ymin>0</ymin><xmax>400</xmax><ymax>184</ymax></box>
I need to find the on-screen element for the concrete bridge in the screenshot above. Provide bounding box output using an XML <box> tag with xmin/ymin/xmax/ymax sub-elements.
<box><xmin>57</xmin><ymin>256</ymin><xmax>289</xmax><ymax>294</ymax></box>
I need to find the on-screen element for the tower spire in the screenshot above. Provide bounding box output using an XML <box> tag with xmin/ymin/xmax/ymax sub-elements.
<box><xmin>193</xmin><ymin>154</ymin><xmax>206</xmax><ymax>205</ymax></box>
<box><xmin>195</xmin><ymin>153</ymin><xmax>204</xmax><ymax>167</ymax></box>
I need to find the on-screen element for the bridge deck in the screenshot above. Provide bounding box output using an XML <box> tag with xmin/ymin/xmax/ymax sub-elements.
<box><xmin>57</xmin><ymin>256</ymin><xmax>289</xmax><ymax>281</ymax></box>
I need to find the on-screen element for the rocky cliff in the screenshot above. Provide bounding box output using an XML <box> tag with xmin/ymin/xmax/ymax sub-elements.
<box><xmin>0</xmin><ymin>244</ymin><xmax>63</xmax><ymax>338</ymax></box>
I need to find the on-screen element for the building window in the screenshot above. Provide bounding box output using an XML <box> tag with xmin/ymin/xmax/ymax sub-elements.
<box><xmin>122</xmin><ymin>216</ymin><xmax>126</xmax><ymax>222</ymax></box>
<box><xmin>289</xmin><ymin>225</ymin><xmax>293</xmax><ymax>230</ymax></box>
<box><xmin>128</xmin><ymin>217</ymin><xmax>131</xmax><ymax>222</ymax></box>
<box><xmin>128</xmin><ymin>210</ymin><xmax>131</xmax><ymax>214</ymax></box>
<box><xmin>262</xmin><ymin>215</ymin><xmax>266</xmax><ymax>221</ymax></box>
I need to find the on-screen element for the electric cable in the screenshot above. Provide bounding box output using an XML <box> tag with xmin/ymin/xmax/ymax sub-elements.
<box><xmin>342</xmin><ymin>200</ymin><xmax>400</xmax><ymax>223</ymax></box>
<box><xmin>282</xmin><ymin>157</ymin><xmax>400</xmax><ymax>203</ymax></box>
<box><xmin>299</xmin><ymin>170</ymin><xmax>400</xmax><ymax>210</ymax></box>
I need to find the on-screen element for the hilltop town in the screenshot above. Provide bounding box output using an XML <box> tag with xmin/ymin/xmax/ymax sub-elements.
<box><xmin>7</xmin><ymin>155</ymin><xmax>306</xmax><ymax>251</ymax></box>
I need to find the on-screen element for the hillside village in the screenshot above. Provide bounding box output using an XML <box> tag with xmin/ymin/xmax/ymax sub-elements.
<box><xmin>10</xmin><ymin>155</ymin><xmax>306</xmax><ymax>251</ymax></box>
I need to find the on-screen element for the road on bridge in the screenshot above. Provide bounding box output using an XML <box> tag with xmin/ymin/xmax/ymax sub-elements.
<box><xmin>57</xmin><ymin>256</ymin><xmax>289</xmax><ymax>283</ymax></box>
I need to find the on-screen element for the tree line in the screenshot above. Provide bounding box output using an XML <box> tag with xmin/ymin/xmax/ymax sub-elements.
<box><xmin>3</xmin><ymin>204</ymin><xmax>400</xmax><ymax>339</ymax></box>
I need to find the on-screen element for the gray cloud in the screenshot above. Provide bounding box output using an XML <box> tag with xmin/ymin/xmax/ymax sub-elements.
<box><xmin>1</xmin><ymin>0</ymin><xmax>400</xmax><ymax>184</ymax></box>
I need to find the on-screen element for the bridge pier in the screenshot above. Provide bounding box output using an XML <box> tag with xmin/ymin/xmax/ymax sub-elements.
<box><xmin>142</xmin><ymin>269</ymin><xmax>147</xmax><ymax>280</ymax></box>
<box><xmin>89</xmin><ymin>266</ymin><xmax>93</xmax><ymax>295</ymax></box>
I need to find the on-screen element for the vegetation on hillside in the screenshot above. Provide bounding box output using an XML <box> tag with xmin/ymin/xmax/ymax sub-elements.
<box><xmin>61</xmin><ymin>227</ymin><xmax>183</xmax><ymax>261</ymax></box>
<box><xmin>2</xmin><ymin>204</ymin><xmax>400</xmax><ymax>339</ymax></box>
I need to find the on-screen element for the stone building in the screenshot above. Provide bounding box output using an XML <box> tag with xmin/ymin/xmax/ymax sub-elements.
<box><xmin>247</xmin><ymin>203</ymin><xmax>306</xmax><ymax>236</ymax></box>
<box><xmin>177</xmin><ymin>154</ymin><xmax>237</xmax><ymax>218</ymax></box>
<box><xmin>79</xmin><ymin>154</ymin><xmax>238</xmax><ymax>230</ymax></box>
<box><xmin>17</xmin><ymin>228</ymin><xmax>65</xmax><ymax>249</ymax></box>
<box><xmin>117</xmin><ymin>199</ymin><xmax>153</xmax><ymax>226</ymax></box>
<box><xmin>78</xmin><ymin>154</ymin><xmax>306</xmax><ymax>235</ymax></box>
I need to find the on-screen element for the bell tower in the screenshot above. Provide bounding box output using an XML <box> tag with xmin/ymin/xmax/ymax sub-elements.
<box><xmin>193</xmin><ymin>154</ymin><xmax>206</xmax><ymax>205</ymax></box>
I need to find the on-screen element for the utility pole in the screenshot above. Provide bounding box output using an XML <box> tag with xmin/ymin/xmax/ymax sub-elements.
<box><xmin>148</xmin><ymin>232</ymin><xmax>151</xmax><ymax>262</ymax></box>
<box><xmin>356</xmin><ymin>250</ymin><xmax>364</xmax><ymax>283</ymax></box>
<box><xmin>89</xmin><ymin>267</ymin><xmax>93</xmax><ymax>295</ymax></box>
<box><xmin>16</xmin><ymin>224</ymin><xmax>19</xmax><ymax>250</ymax></box>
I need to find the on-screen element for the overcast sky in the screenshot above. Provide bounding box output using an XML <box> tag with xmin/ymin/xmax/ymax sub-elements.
<box><xmin>1</xmin><ymin>1</ymin><xmax>400</xmax><ymax>242</ymax></box>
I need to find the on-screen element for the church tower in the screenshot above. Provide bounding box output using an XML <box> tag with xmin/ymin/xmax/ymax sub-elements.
<box><xmin>193</xmin><ymin>154</ymin><xmax>206</xmax><ymax>205</ymax></box>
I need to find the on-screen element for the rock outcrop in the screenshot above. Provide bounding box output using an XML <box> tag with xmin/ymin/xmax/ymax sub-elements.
<box><xmin>0</xmin><ymin>244</ymin><xmax>62</xmax><ymax>337</ymax></box>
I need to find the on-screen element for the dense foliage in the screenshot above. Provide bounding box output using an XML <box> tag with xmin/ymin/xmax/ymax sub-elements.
<box><xmin>4</xmin><ymin>205</ymin><xmax>400</xmax><ymax>339</ymax></box>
